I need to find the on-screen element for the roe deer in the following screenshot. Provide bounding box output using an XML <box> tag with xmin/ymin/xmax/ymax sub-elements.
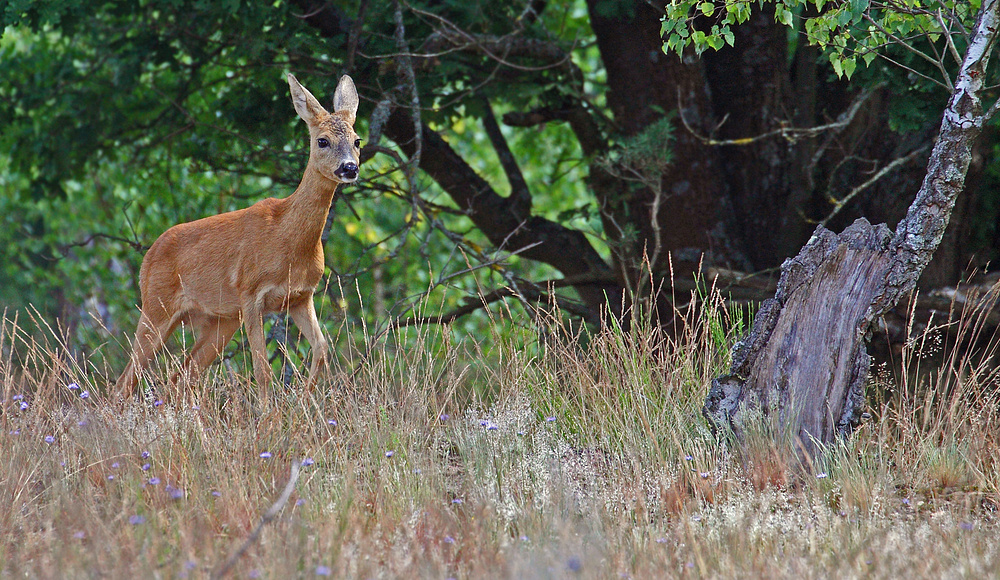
<box><xmin>115</xmin><ymin>73</ymin><xmax>361</xmax><ymax>402</ymax></box>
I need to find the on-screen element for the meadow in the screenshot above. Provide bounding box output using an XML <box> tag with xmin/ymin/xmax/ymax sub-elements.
<box><xmin>2</xmin><ymin>291</ymin><xmax>1000</xmax><ymax>579</ymax></box>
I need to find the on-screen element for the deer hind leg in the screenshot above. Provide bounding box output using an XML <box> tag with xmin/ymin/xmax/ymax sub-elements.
<box><xmin>288</xmin><ymin>296</ymin><xmax>328</xmax><ymax>392</ymax></box>
<box><xmin>115</xmin><ymin>309</ymin><xmax>178</xmax><ymax>401</ymax></box>
<box><xmin>171</xmin><ymin>314</ymin><xmax>241</xmax><ymax>392</ymax></box>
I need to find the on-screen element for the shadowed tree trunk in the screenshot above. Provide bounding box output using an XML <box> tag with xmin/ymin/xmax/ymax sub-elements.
<box><xmin>704</xmin><ymin>0</ymin><xmax>1000</xmax><ymax>457</ymax></box>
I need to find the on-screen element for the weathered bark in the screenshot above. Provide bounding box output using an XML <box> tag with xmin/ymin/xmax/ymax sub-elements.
<box><xmin>705</xmin><ymin>0</ymin><xmax>1000</xmax><ymax>455</ymax></box>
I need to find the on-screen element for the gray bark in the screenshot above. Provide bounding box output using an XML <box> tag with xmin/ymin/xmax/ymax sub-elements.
<box><xmin>704</xmin><ymin>0</ymin><xmax>1000</xmax><ymax>456</ymax></box>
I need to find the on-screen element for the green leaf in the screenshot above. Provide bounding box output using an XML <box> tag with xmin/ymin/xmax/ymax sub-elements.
<box><xmin>700</xmin><ymin>2</ymin><xmax>715</xmax><ymax>17</ymax></box>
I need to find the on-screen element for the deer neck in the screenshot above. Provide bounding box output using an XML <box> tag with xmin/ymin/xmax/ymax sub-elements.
<box><xmin>283</xmin><ymin>163</ymin><xmax>339</xmax><ymax>248</ymax></box>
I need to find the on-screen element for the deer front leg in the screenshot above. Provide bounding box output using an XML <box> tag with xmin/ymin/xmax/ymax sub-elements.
<box><xmin>288</xmin><ymin>295</ymin><xmax>328</xmax><ymax>392</ymax></box>
<box><xmin>241</xmin><ymin>304</ymin><xmax>272</xmax><ymax>403</ymax></box>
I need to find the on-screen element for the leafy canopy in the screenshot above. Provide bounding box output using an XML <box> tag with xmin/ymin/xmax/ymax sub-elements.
<box><xmin>663</xmin><ymin>0</ymin><xmax>982</xmax><ymax>81</ymax></box>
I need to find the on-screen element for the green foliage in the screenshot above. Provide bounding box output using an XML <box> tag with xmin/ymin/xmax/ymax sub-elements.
<box><xmin>663</xmin><ymin>0</ymin><xmax>981</xmax><ymax>81</ymax></box>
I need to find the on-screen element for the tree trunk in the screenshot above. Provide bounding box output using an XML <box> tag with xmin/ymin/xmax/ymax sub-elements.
<box><xmin>704</xmin><ymin>0</ymin><xmax>1000</xmax><ymax>456</ymax></box>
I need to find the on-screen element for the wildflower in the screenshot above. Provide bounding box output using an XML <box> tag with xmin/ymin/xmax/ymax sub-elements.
<box><xmin>902</xmin><ymin>498</ymin><xmax>911</xmax><ymax>506</ymax></box>
<box><xmin>77</xmin><ymin>419</ymin><xmax>88</xmax><ymax>427</ymax></box>
<box><xmin>567</xmin><ymin>556</ymin><xmax>582</xmax><ymax>572</ymax></box>
<box><xmin>148</xmin><ymin>477</ymin><xmax>160</xmax><ymax>485</ymax></box>
<box><xmin>12</xmin><ymin>394</ymin><xmax>23</xmax><ymax>401</ymax></box>
<box><xmin>413</xmin><ymin>468</ymin><xmax>422</xmax><ymax>474</ymax></box>
<box><xmin>327</xmin><ymin>419</ymin><xmax>337</xmax><ymax>426</ymax></box>
<box><xmin>960</xmin><ymin>521</ymin><xmax>974</xmax><ymax>531</ymax></box>
<box><xmin>517</xmin><ymin>430</ymin><xmax>525</xmax><ymax>436</ymax></box>
<box><xmin>479</xmin><ymin>420</ymin><xmax>489</xmax><ymax>427</ymax></box>
<box><xmin>302</xmin><ymin>457</ymin><xmax>315</xmax><ymax>467</ymax></box>
<box><xmin>44</xmin><ymin>435</ymin><xmax>55</xmax><ymax>444</ymax></box>
<box><xmin>520</xmin><ymin>535</ymin><xmax>529</xmax><ymax>542</ymax></box>
<box><xmin>73</xmin><ymin>531</ymin><xmax>85</xmax><ymax>539</ymax></box>
<box><xmin>451</xmin><ymin>498</ymin><xmax>464</xmax><ymax>504</ymax></box>
<box><xmin>111</xmin><ymin>462</ymin><xmax>120</xmax><ymax>469</ymax></box>
<box><xmin>296</xmin><ymin>499</ymin><xmax>305</xmax><ymax>506</ymax></box>
<box><xmin>153</xmin><ymin>400</ymin><xmax>163</xmax><ymax>407</ymax></box>
<box><xmin>108</xmin><ymin>475</ymin><xmax>115</xmax><ymax>481</ymax></box>
<box><xmin>80</xmin><ymin>391</ymin><xmax>90</xmax><ymax>399</ymax></box>
<box><xmin>444</xmin><ymin>536</ymin><xmax>455</xmax><ymax>544</ymax></box>
<box><xmin>211</xmin><ymin>491</ymin><xmax>222</xmax><ymax>497</ymax></box>
<box><xmin>545</xmin><ymin>416</ymin><xmax>556</xmax><ymax>422</ymax></box>
<box><xmin>691</xmin><ymin>515</ymin><xmax>701</xmax><ymax>522</ymax></box>
<box><xmin>19</xmin><ymin>402</ymin><xmax>28</xmax><ymax>411</ymax></box>
<box><xmin>129</xmin><ymin>515</ymin><xmax>146</xmax><ymax>525</ymax></box>
<box><xmin>315</xmin><ymin>566</ymin><xmax>332</xmax><ymax>576</ymax></box>
<box><xmin>816</xmin><ymin>472</ymin><xmax>828</xmax><ymax>479</ymax></box>
<box><xmin>249</xmin><ymin>570</ymin><xmax>261</xmax><ymax>579</ymax></box>
<box><xmin>67</xmin><ymin>383</ymin><xmax>79</xmax><ymax>390</ymax></box>
<box><xmin>487</xmin><ymin>424</ymin><xmax>498</xmax><ymax>431</ymax></box>
<box><xmin>170</xmin><ymin>488</ymin><xmax>184</xmax><ymax>500</ymax></box>
<box><xmin>142</xmin><ymin>463</ymin><xmax>151</xmax><ymax>471</ymax></box>
<box><xmin>385</xmin><ymin>450</ymin><xmax>394</xmax><ymax>458</ymax></box>
<box><xmin>655</xmin><ymin>538</ymin><xmax>668</xmax><ymax>544</ymax></box>
<box><xmin>141</xmin><ymin>451</ymin><xmax>150</xmax><ymax>459</ymax></box>
<box><xmin>10</xmin><ymin>429</ymin><xmax>19</xmax><ymax>435</ymax></box>
<box><xmin>260</xmin><ymin>451</ymin><xmax>272</xmax><ymax>459</ymax></box>
<box><xmin>684</xmin><ymin>455</ymin><xmax>693</xmax><ymax>461</ymax></box>
<box><xmin>439</xmin><ymin>413</ymin><xmax>449</xmax><ymax>421</ymax></box>
<box><xmin>191</xmin><ymin>405</ymin><xmax>200</xmax><ymax>410</ymax></box>
<box><xmin>699</xmin><ymin>472</ymin><xmax>709</xmax><ymax>479</ymax></box>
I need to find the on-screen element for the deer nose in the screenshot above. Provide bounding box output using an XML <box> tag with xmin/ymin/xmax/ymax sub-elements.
<box><xmin>335</xmin><ymin>161</ymin><xmax>359</xmax><ymax>181</ymax></box>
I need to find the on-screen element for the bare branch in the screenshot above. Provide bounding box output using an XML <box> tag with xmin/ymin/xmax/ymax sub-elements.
<box><xmin>818</xmin><ymin>145</ymin><xmax>930</xmax><ymax>228</ymax></box>
<box><xmin>480</xmin><ymin>97</ymin><xmax>532</xmax><ymax>217</ymax></box>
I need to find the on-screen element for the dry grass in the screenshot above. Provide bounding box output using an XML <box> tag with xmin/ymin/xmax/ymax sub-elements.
<box><xmin>2</xmin><ymin>292</ymin><xmax>1000</xmax><ymax>579</ymax></box>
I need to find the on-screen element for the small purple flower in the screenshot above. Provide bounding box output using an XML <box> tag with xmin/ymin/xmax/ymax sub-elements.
<box><xmin>191</xmin><ymin>405</ymin><xmax>200</xmax><ymax>410</ymax></box>
<box><xmin>129</xmin><ymin>515</ymin><xmax>146</xmax><ymax>525</ymax></box>
<box><xmin>479</xmin><ymin>420</ymin><xmax>489</xmax><ymax>427</ymax></box>
<box><xmin>80</xmin><ymin>391</ymin><xmax>89</xmax><ymax>399</ymax></box>
<box><xmin>684</xmin><ymin>455</ymin><xmax>693</xmax><ymax>461</ymax></box>
<box><xmin>520</xmin><ymin>535</ymin><xmax>529</xmax><ymax>541</ymax></box>
<box><xmin>487</xmin><ymin>424</ymin><xmax>498</xmax><ymax>431</ymax></box>
<box><xmin>10</xmin><ymin>429</ymin><xmax>19</xmax><ymax>435</ymax></box>
<box><xmin>444</xmin><ymin>536</ymin><xmax>455</xmax><ymax>544</ymax></box>
<box><xmin>148</xmin><ymin>477</ymin><xmax>160</xmax><ymax>485</ymax></box>
<box><xmin>439</xmin><ymin>414</ymin><xmax>449</xmax><ymax>421</ymax></box>
<box><xmin>302</xmin><ymin>457</ymin><xmax>315</xmax><ymax>467</ymax></box>
<box><xmin>902</xmin><ymin>498</ymin><xmax>911</xmax><ymax>505</ymax></box>
<box><xmin>142</xmin><ymin>463</ymin><xmax>151</xmax><ymax>471</ymax></box>
<box><xmin>315</xmin><ymin>566</ymin><xmax>332</xmax><ymax>576</ymax></box>
<box><xmin>655</xmin><ymin>538</ymin><xmax>668</xmax><ymax>544</ymax></box>
<box><xmin>517</xmin><ymin>430</ymin><xmax>525</xmax><ymax>436</ymax></box>
<box><xmin>141</xmin><ymin>451</ymin><xmax>150</xmax><ymax>459</ymax></box>
<box><xmin>19</xmin><ymin>401</ymin><xmax>28</xmax><ymax>411</ymax></box>
<box><xmin>699</xmin><ymin>472</ymin><xmax>709</xmax><ymax>479</ymax></box>
<box><xmin>960</xmin><ymin>521</ymin><xmax>974</xmax><ymax>531</ymax></box>
<box><xmin>545</xmin><ymin>416</ymin><xmax>556</xmax><ymax>423</ymax></box>
<box><xmin>153</xmin><ymin>400</ymin><xmax>163</xmax><ymax>407</ymax></box>
<box><xmin>567</xmin><ymin>556</ymin><xmax>582</xmax><ymax>572</ymax></box>
<box><xmin>451</xmin><ymin>498</ymin><xmax>463</xmax><ymax>504</ymax></box>
<box><xmin>44</xmin><ymin>435</ymin><xmax>55</xmax><ymax>444</ymax></box>
<box><xmin>12</xmin><ymin>394</ymin><xmax>23</xmax><ymax>401</ymax></box>
<box><xmin>385</xmin><ymin>450</ymin><xmax>395</xmax><ymax>458</ymax></box>
<box><xmin>77</xmin><ymin>419</ymin><xmax>88</xmax><ymax>427</ymax></box>
<box><xmin>413</xmin><ymin>468</ymin><xmax>422</xmax><ymax>474</ymax></box>
<box><xmin>170</xmin><ymin>488</ymin><xmax>184</xmax><ymax>500</ymax></box>
<box><xmin>327</xmin><ymin>419</ymin><xmax>337</xmax><ymax>426</ymax></box>
<box><xmin>211</xmin><ymin>490</ymin><xmax>221</xmax><ymax>497</ymax></box>
<box><xmin>67</xmin><ymin>383</ymin><xmax>79</xmax><ymax>390</ymax></box>
<box><xmin>816</xmin><ymin>472</ymin><xmax>828</xmax><ymax>479</ymax></box>
<box><xmin>111</xmin><ymin>462</ymin><xmax>120</xmax><ymax>469</ymax></box>
<box><xmin>73</xmin><ymin>531</ymin><xmax>85</xmax><ymax>539</ymax></box>
<box><xmin>249</xmin><ymin>570</ymin><xmax>261</xmax><ymax>579</ymax></box>
<box><xmin>108</xmin><ymin>475</ymin><xmax>115</xmax><ymax>481</ymax></box>
<box><xmin>260</xmin><ymin>451</ymin><xmax>272</xmax><ymax>459</ymax></box>
<box><xmin>295</xmin><ymin>499</ymin><xmax>305</xmax><ymax>506</ymax></box>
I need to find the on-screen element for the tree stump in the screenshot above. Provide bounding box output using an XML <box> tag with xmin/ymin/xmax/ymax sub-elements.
<box><xmin>704</xmin><ymin>219</ymin><xmax>893</xmax><ymax>455</ymax></box>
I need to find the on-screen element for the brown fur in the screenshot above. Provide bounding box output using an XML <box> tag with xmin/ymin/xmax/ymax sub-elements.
<box><xmin>115</xmin><ymin>74</ymin><xmax>361</xmax><ymax>402</ymax></box>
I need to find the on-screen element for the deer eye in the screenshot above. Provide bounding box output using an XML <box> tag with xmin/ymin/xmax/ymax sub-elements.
<box><xmin>317</xmin><ymin>137</ymin><xmax>330</xmax><ymax>148</ymax></box>
<box><xmin>354</xmin><ymin>139</ymin><xmax>362</xmax><ymax>149</ymax></box>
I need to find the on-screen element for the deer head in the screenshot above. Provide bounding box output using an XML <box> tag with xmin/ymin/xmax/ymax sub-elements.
<box><xmin>288</xmin><ymin>73</ymin><xmax>361</xmax><ymax>183</ymax></box>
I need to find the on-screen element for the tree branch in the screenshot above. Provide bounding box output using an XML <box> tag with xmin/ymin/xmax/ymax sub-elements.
<box><xmin>480</xmin><ymin>96</ymin><xmax>532</xmax><ymax>218</ymax></box>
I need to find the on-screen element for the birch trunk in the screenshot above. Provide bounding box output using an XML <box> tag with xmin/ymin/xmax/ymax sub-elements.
<box><xmin>703</xmin><ymin>0</ymin><xmax>1000</xmax><ymax>456</ymax></box>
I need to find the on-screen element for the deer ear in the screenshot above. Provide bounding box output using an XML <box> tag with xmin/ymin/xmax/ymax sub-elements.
<box><xmin>287</xmin><ymin>73</ymin><xmax>327</xmax><ymax>124</ymax></box>
<box><xmin>332</xmin><ymin>75</ymin><xmax>359</xmax><ymax>124</ymax></box>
